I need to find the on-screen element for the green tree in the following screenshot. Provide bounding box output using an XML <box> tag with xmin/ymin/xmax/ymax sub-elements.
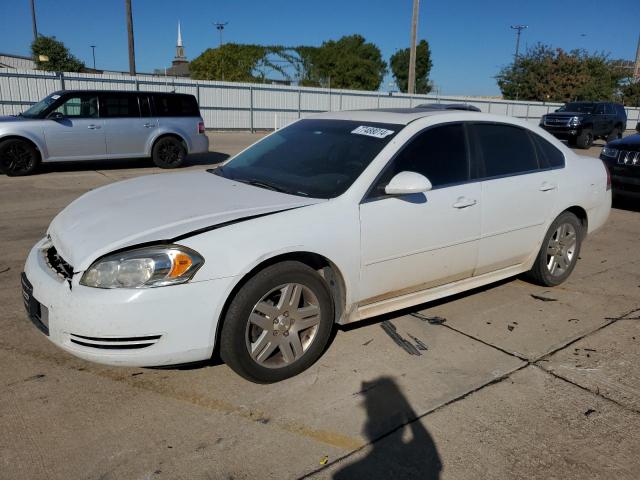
<box><xmin>190</xmin><ymin>44</ymin><xmax>289</xmax><ymax>83</ymax></box>
<box><xmin>307</xmin><ymin>35</ymin><xmax>387</xmax><ymax>90</ymax></box>
<box><xmin>390</xmin><ymin>40</ymin><xmax>433</xmax><ymax>94</ymax></box>
<box><xmin>496</xmin><ymin>43</ymin><xmax>626</xmax><ymax>102</ymax></box>
<box><xmin>31</xmin><ymin>36</ymin><xmax>85</xmax><ymax>72</ymax></box>
<box><xmin>621</xmin><ymin>81</ymin><xmax>640</xmax><ymax>107</ymax></box>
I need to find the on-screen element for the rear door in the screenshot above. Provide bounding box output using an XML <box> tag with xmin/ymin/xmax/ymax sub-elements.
<box><xmin>42</xmin><ymin>93</ymin><xmax>106</xmax><ymax>160</ymax></box>
<box><xmin>470</xmin><ymin>123</ymin><xmax>558</xmax><ymax>275</ymax></box>
<box><xmin>100</xmin><ymin>92</ymin><xmax>157</xmax><ymax>157</ymax></box>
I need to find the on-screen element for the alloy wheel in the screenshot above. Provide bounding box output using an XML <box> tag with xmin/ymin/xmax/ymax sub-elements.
<box><xmin>1</xmin><ymin>143</ymin><xmax>33</xmax><ymax>173</ymax></box>
<box><xmin>245</xmin><ymin>283</ymin><xmax>322</xmax><ymax>368</ymax></box>
<box><xmin>546</xmin><ymin>222</ymin><xmax>577</xmax><ymax>277</ymax></box>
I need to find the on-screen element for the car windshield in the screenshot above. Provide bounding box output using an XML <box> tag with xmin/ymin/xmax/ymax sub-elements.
<box><xmin>21</xmin><ymin>93</ymin><xmax>60</xmax><ymax>118</ymax></box>
<box><xmin>210</xmin><ymin>119</ymin><xmax>402</xmax><ymax>198</ymax></box>
<box><xmin>558</xmin><ymin>102</ymin><xmax>595</xmax><ymax>114</ymax></box>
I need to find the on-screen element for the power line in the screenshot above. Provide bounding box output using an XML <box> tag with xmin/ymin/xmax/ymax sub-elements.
<box><xmin>510</xmin><ymin>25</ymin><xmax>528</xmax><ymax>60</ymax></box>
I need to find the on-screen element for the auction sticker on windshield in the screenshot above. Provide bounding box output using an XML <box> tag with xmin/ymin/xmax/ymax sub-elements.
<box><xmin>351</xmin><ymin>125</ymin><xmax>395</xmax><ymax>138</ymax></box>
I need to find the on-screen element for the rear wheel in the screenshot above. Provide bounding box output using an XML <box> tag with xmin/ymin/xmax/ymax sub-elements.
<box><xmin>152</xmin><ymin>136</ymin><xmax>186</xmax><ymax>168</ymax></box>
<box><xmin>527</xmin><ymin>212</ymin><xmax>583</xmax><ymax>287</ymax></box>
<box><xmin>606</xmin><ymin>127</ymin><xmax>622</xmax><ymax>142</ymax></box>
<box><xmin>0</xmin><ymin>139</ymin><xmax>39</xmax><ymax>176</ymax></box>
<box><xmin>220</xmin><ymin>261</ymin><xmax>334</xmax><ymax>383</ymax></box>
<box><xmin>575</xmin><ymin>128</ymin><xmax>593</xmax><ymax>149</ymax></box>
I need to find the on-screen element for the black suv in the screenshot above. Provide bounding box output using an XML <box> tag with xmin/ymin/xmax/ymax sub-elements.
<box><xmin>540</xmin><ymin>101</ymin><xmax>627</xmax><ymax>149</ymax></box>
<box><xmin>600</xmin><ymin>124</ymin><xmax>640</xmax><ymax>199</ymax></box>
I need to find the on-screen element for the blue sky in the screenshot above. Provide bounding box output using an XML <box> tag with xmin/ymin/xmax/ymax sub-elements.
<box><xmin>1</xmin><ymin>0</ymin><xmax>638</xmax><ymax>96</ymax></box>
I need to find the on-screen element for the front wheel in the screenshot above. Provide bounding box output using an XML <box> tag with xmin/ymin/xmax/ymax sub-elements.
<box><xmin>220</xmin><ymin>261</ymin><xmax>334</xmax><ymax>383</ymax></box>
<box><xmin>526</xmin><ymin>212</ymin><xmax>583</xmax><ymax>287</ymax></box>
<box><xmin>0</xmin><ymin>139</ymin><xmax>39</xmax><ymax>176</ymax></box>
<box><xmin>575</xmin><ymin>128</ymin><xmax>593</xmax><ymax>149</ymax></box>
<box><xmin>152</xmin><ymin>136</ymin><xmax>186</xmax><ymax>168</ymax></box>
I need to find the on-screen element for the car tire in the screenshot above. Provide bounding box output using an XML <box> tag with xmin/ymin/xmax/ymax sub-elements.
<box><xmin>526</xmin><ymin>211</ymin><xmax>583</xmax><ymax>287</ymax></box>
<box><xmin>606</xmin><ymin>127</ymin><xmax>622</xmax><ymax>142</ymax></box>
<box><xmin>152</xmin><ymin>136</ymin><xmax>186</xmax><ymax>168</ymax></box>
<box><xmin>220</xmin><ymin>261</ymin><xmax>334</xmax><ymax>383</ymax></box>
<box><xmin>575</xmin><ymin>128</ymin><xmax>593</xmax><ymax>149</ymax></box>
<box><xmin>0</xmin><ymin>139</ymin><xmax>39</xmax><ymax>176</ymax></box>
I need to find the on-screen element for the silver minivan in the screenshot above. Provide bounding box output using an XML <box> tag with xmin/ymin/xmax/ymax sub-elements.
<box><xmin>0</xmin><ymin>90</ymin><xmax>209</xmax><ymax>176</ymax></box>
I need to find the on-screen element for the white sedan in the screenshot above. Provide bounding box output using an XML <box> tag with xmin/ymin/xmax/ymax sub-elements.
<box><xmin>22</xmin><ymin>108</ymin><xmax>611</xmax><ymax>382</ymax></box>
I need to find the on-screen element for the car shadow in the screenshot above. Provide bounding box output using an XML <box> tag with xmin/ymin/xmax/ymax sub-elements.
<box><xmin>332</xmin><ymin>376</ymin><xmax>442</xmax><ymax>479</ymax></box>
<box><xmin>35</xmin><ymin>151</ymin><xmax>229</xmax><ymax>175</ymax></box>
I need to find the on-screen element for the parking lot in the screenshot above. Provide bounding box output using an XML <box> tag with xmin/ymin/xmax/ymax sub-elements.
<box><xmin>1</xmin><ymin>132</ymin><xmax>639</xmax><ymax>479</ymax></box>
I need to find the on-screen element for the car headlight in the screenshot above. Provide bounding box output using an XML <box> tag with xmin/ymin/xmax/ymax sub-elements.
<box><xmin>569</xmin><ymin>116</ymin><xmax>581</xmax><ymax>127</ymax></box>
<box><xmin>601</xmin><ymin>146</ymin><xmax>619</xmax><ymax>158</ymax></box>
<box><xmin>80</xmin><ymin>245</ymin><xmax>204</xmax><ymax>289</ymax></box>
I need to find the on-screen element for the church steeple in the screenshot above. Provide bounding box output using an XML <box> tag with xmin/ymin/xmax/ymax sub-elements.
<box><xmin>173</xmin><ymin>21</ymin><xmax>187</xmax><ymax>64</ymax></box>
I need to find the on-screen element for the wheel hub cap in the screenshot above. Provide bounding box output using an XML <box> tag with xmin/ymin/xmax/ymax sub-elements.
<box><xmin>546</xmin><ymin>222</ymin><xmax>577</xmax><ymax>277</ymax></box>
<box><xmin>245</xmin><ymin>283</ymin><xmax>322</xmax><ymax>369</ymax></box>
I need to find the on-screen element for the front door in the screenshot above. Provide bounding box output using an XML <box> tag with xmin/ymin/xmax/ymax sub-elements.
<box><xmin>359</xmin><ymin>123</ymin><xmax>481</xmax><ymax>304</ymax></box>
<box><xmin>42</xmin><ymin>93</ymin><xmax>106</xmax><ymax>159</ymax></box>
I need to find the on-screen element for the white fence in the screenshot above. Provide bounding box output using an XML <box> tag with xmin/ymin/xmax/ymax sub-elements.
<box><xmin>1</xmin><ymin>68</ymin><xmax>639</xmax><ymax>130</ymax></box>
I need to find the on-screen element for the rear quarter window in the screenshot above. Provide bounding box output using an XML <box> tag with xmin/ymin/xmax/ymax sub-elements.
<box><xmin>531</xmin><ymin>133</ymin><xmax>565</xmax><ymax>169</ymax></box>
<box><xmin>472</xmin><ymin>123</ymin><xmax>539</xmax><ymax>178</ymax></box>
<box><xmin>154</xmin><ymin>95</ymin><xmax>200</xmax><ymax>117</ymax></box>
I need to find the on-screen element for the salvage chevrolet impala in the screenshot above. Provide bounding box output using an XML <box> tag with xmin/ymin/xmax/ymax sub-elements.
<box><xmin>22</xmin><ymin>108</ymin><xmax>611</xmax><ymax>382</ymax></box>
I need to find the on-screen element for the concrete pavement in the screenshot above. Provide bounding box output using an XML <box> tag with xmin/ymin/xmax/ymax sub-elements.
<box><xmin>1</xmin><ymin>132</ymin><xmax>638</xmax><ymax>479</ymax></box>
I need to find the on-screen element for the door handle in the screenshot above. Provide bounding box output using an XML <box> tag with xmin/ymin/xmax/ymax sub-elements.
<box><xmin>452</xmin><ymin>197</ymin><xmax>477</xmax><ymax>209</ymax></box>
<box><xmin>87</xmin><ymin>124</ymin><xmax>101</xmax><ymax>129</ymax></box>
<box><xmin>539</xmin><ymin>182</ymin><xmax>557</xmax><ymax>192</ymax></box>
<box><xmin>143</xmin><ymin>123</ymin><xmax>155</xmax><ymax>128</ymax></box>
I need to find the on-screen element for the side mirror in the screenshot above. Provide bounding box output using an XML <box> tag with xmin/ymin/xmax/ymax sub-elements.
<box><xmin>384</xmin><ymin>171</ymin><xmax>432</xmax><ymax>196</ymax></box>
<box><xmin>48</xmin><ymin>111</ymin><xmax>65</xmax><ymax>120</ymax></box>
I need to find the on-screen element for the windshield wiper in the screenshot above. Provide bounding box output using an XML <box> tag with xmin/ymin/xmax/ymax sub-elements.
<box><xmin>242</xmin><ymin>179</ymin><xmax>309</xmax><ymax>197</ymax></box>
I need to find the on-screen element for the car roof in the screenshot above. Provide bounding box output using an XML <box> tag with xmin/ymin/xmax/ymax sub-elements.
<box><xmin>52</xmin><ymin>90</ymin><xmax>192</xmax><ymax>97</ymax></box>
<box><xmin>310</xmin><ymin>107</ymin><xmax>483</xmax><ymax>125</ymax></box>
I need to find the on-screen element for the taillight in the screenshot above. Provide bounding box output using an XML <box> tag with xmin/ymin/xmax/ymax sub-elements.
<box><xmin>198</xmin><ymin>121</ymin><xmax>205</xmax><ymax>134</ymax></box>
<box><xmin>602</xmin><ymin>161</ymin><xmax>611</xmax><ymax>191</ymax></box>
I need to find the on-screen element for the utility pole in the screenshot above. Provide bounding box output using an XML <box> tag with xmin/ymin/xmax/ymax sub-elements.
<box><xmin>29</xmin><ymin>0</ymin><xmax>38</xmax><ymax>42</ymax></box>
<box><xmin>214</xmin><ymin>22</ymin><xmax>228</xmax><ymax>47</ymax></box>
<box><xmin>125</xmin><ymin>0</ymin><xmax>136</xmax><ymax>75</ymax></box>
<box><xmin>510</xmin><ymin>24</ymin><xmax>528</xmax><ymax>60</ymax></box>
<box><xmin>407</xmin><ymin>0</ymin><xmax>420</xmax><ymax>95</ymax></box>
<box><xmin>634</xmin><ymin>33</ymin><xmax>640</xmax><ymax>82</ymax></box>
<box><xmin>90</xmin><ymin>45</ymin><xmax>96</xmax><ymax>70</ymax></box>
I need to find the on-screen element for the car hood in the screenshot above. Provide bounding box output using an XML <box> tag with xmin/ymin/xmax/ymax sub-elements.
<box><xmin>47</xmin><ymin>170</ymin><xmax>324</xmax><ymax>270</ymax></box>
<box><xmin>0</xmin><ymin>115</ymin><xmax>29</xmax><ymax>123</ymax></box>
<box><xmin>546</xmin><ymin>112</ymin><xmax>588</xmax><ymax>118</ymax></box>
<box><xmin>608</xmin><ymin>134</ymin><xmax>640</xmax><ymax>150</ymax></box>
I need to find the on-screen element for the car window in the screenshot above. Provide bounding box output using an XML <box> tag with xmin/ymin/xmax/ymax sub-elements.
<box><xmin>531</xmin><ymin>133</ymin><xmax>565</xmax><ymax>169</ymax></box>
<box><xmin>153</xmin><ymin>95</ymin><xmax>199</xmax><ymax>117</ymax></box>
<box><xmin>594</xmin><ymin>104</ymin><xmax>605</xmax><ymax>115</ymax></box>
<box><xmin>101</xmin><ymin>94</ymin><xmax>139</xmax><ymax>118</ymax></box>
<box><xmin>372</xmin><ymin>123</ymin><xmax>469</xmax><ymax>196</ymax></box>
<box><xmin>472</xmin><ymin>123</ymin><xmax>539</xmax><ymax>178</ymax></box>
<box><xmin>139</xmin><ymin>95</ymin><xmax>152</xmax><ymax>117</ymax></box>
<box><xmin>53</xmin><ymin>94</ymin><xmax>98</xmax><ymax>118</ymax></box>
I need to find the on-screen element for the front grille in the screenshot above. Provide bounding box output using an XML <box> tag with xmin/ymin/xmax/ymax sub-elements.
<box><xmin>45</xmin><ymin>246</ymin><xmax>74</xmax><ymax>280</ymax></box>
<box><xmin>69</xmin><ymin>333</ymin><xmax>162</xmax><ymax>350</ymax></box>
<box><xmin>617</xmin><ymin>150</ymin><xmax>640</xmax><ymax>166</ymax></box>
<box><xmin>544</xmin><ymin>117</ymin><xmax>570</xmax><ymax>127</ymax></box>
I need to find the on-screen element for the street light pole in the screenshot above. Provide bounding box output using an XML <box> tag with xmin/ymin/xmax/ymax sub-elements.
<box><xmin>510</xmin><ymin>24</ymin><xmax>528</xmax><ymax>60</ymax></box>
<box><xmin>125</xmin><ymin>0</ymin><xmax>136</xmax><ymax>75</ymax></box>
<box><xmin>90</xmin><ymin>45</ymin><xmax>96</xmax><ymax>70</ymax></box>
<box><xmin>29</xmin><ymin>0</ymin><xmax>38</xmax><ymax>42</ymax></box>
<box><xmin>214</xmin><ymin>21</ymin><xmax>228</xmax><ymax>47</ymax></box>
<box><xmin>407</xmin><ymin>0</ymin><xmax>420</xmax><ymax>95</ymax></box>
